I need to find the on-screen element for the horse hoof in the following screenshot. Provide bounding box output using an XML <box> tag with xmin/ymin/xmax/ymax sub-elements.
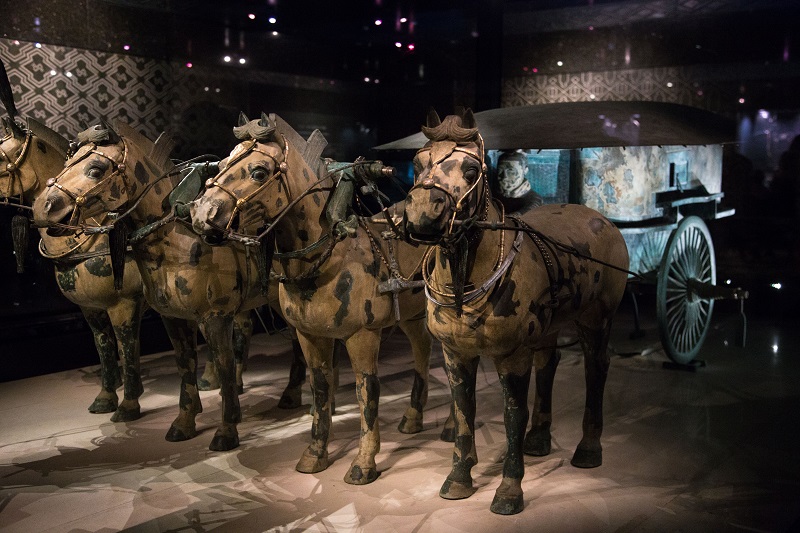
<box><xmin>277</xmin><ymin>388</ymin><xmax>302</xmax><ymax>409</ymax></box>
<box><xmin>490</xmin><ymin>493</ymin><xmax>524</xmax><ymax>515</ymax></box>
<box><xmin>523</xmin><ymin>429</ymin><xmax>552</xmax><ymax>456</ymax></box>
<box><xmin>296</xmin><ymin>449</ymin><xmax>329</xmax><ymax>474</ymax></box>
<box><xmin>165</xmin><ymin>425</ymin><xmax>196</xmax><ymax>442</ymax></box>
<box><xmin>197</xmin><ymin>377</ymin><xmax>219</xmax><ymax>391</ymax></box>
<box><xmin>110</xmin><ymin>405</ymin><xmax>141</xmax><ymax>423</ymax></box>
<box><xmin>88</xmin><ymin>397</ymin><xmax>117</xmax><ymax>414</ymax></box>
<box><xmin>344</xmin><ymin>465</ymin><xmax>379</xmax><ymax>485</ymax></box>
<box><xmin>398</xmin><ymin>414</ymin><xmax>423</xmax><ymax>434</ymax></box>
<box><xmin>440</xmin><ymin>427</ymin><xmax>455</xmax><ymax>443</ymax></box>
<box><xmin>439</xmin><ymin>478</ymin><xmax>476</xmax><ymax>500</ymax></box>
<box><xmin>571</xmin><ymin>447</ymin><xmax>602</xmax><ymax>468</ymax></box>
<box><xmin>209</xmin><ymin>434</ymin><xmax>239</xmax><ymax>451</ymax></box>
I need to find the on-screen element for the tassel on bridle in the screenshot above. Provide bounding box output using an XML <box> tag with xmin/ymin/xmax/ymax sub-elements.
<box><xmin>108</xmin><ymin>219</ymin><xmax>129</xmax><ymax>290</ymax></box>
<box><xmin>449</xmin><ymin>235</ymin><xmax>470</xmax><ymax>317</ymax></box>
<box><xmin>11</xmin><ymin>212</ymin><xmax>28</xmax><ymax>273</ymax></box>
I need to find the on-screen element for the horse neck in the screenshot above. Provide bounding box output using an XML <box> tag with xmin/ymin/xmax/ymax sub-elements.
<box><xmin>273</xmin><ymin>157</ymin><xmax>331</xmax><ymax>256</ymax></box>
<box><xmin>125</xmin><ymin>152</ymin><xmax>176</xmax><ymax>230</ymax></box>
<box><xmin>14</xmin><ymin>136</ymin><xmax>64</xmax><ymax>206</ymax></box>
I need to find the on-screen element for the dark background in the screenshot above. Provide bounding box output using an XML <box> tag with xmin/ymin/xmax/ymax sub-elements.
<box><xmin>1</xmin><ymin>0</ymin><xmax>799</xmax><ymax>381</ymax></box>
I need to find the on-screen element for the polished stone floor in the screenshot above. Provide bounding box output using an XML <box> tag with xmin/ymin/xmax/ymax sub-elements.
<box><xmin>0</xmin><ymin>300</ymin><xmax>798</xmax><ymax>532</ymax></box>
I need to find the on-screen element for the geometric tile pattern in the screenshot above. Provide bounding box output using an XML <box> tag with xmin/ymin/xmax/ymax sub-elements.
<box><xmin>0</xmin><ymin>38</ymin><xmax>172</xmax><ymax>140</ymax></box>
<box><xmin>502</xmin><ymin>66</ymin><xmax>726</xmax><ymax>113</ymax></box>
<box><xmin>0</xmin><ymin>38</ymin><xmax>362</xmax><ymax>160</ymax></box>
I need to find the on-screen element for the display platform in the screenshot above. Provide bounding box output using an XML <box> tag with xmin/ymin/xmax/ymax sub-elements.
<box><xmin>0</xmin><ymin>305</ymin><xmax>798</xmax><ymax>532</ymax></box>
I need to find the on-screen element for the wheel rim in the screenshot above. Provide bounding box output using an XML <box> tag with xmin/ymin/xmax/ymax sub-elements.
<box><xmin>656</xmin><ymin>216</ymin><xmax>716</xmax><ymax>364</ymax></box>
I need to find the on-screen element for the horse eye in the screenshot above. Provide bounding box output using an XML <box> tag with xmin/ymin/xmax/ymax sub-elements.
<box><xmin>251</xmin><ymin>168</ymin><xmax>268</xmax><ymax>182</ymax></box>
<box><xmin>87</xmin><ymin>166</ymin><xmax>105</xmax><ymax>180</ymax></box>
<box><xmin>464</xmin><ymin>168</ymin><xmax>478</xmax><ymax>183</ymax></box>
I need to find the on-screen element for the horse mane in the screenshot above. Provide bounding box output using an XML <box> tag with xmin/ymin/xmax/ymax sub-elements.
<box><xmin>26</xmin><ymin>117</ymin><xmax>69</xmax><ymax>159</ymax></box>
<box><xmin>270</xmin><ymin>113</ymin><xmax>328</xmax><ymax>169</ymax></box>
<box><xmin>421</xmin><ymin>113</ymin><xmax>479</xmax><ymax>144</ymax></box>
<box><xmin>114</xmin><ymin>121</ymin><xmax>175</xmax><ymax>176</ymax></box>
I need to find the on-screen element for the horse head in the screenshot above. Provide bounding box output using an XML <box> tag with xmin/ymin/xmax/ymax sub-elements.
<box><xmin>190</xmin><ymin>112</ymin><xmax>287</xmax><ymax>245</ymax></box>
<box><xmin>0</xmin><ymin>117</ymin><xmax>68</xmax><ymax>204</ymax></box>
<box><xmin>32</xmin><ymin>121</ymin><xmax>148</xmax><ymax>237</ymax></box>
<box><xmin>403</xmin><ymin>108</ymin><xmax>488</xmax><ymax>245</ymax></box>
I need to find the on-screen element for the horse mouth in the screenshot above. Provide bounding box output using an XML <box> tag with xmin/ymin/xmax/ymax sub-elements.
<box><xmin>406</xmin><ymin>230</ymin><xmax>443</xmax><ymax>245</ymax></box>
<box><xmin>201</xmin><ymin>229</ymin><xmax>226</xmax><ymax>246</ymax></box>
<box><xmin>45</xmin><ymin>212</ymin><xmax>78</xmax><ymax>236</ymax></box>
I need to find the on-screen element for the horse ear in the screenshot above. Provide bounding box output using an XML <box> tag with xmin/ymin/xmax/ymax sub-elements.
<box><xmin>100</xmin><ymin>120</ymin><xmax>120</xmax><ymax>143</ymax></box>
<box><xmin>259</xmin><ymin>112</ymin><xmax>271</xmax><ymax>127</ymax></box>
<box><xmin>462</xmin><ymin>108</ymin><xmax>476</xmax><ymax>129</ymax></box>
<box><xmin>238</xmin><ymin>112</ymin><xmax>250</xmax><ymax>126</ymax></box>
<box><xmin>426</xmin><ymin>108</ymin><xmax>441</xmax><ymax>128</ymax></box>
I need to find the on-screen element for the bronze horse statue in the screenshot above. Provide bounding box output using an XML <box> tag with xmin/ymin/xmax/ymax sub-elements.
<box><xmin>0</xmin><ymin>115</ymin><xmax>149</xmax><ymax>420</ymax></box>
<box><xmin>32</xmin><ymin>121</ymin><xmax>306</xmax><ymax>449</ymax></box>
<box><xmin>191</xmin><ymin>113</ymin><xmax>438</xmax><ymax>484</ymax></box>
<box><xmin>402</xmin><ymin>109</ymin><xmax>629</xmax><ymax>514</ymax></box>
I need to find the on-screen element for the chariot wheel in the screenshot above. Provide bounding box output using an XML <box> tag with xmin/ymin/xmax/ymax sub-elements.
<box><xmin>656</xmin><ymin>216</ymin><xmax>716</xmax><ymax>364</ymax></box>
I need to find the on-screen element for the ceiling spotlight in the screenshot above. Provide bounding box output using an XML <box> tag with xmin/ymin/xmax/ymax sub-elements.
<box><xmin>272</xmin><ymin>31</ymin><xmax>279</xmax><ymax>36</ymax></box>
<box><xmin>49</xmin><ymin>70</ymin><xmax>57</xmax><ymax>76</ymax></box>
<box><xmin>186</xmin><ymin>62</ymin><xmax>193</xmax><ymax>68</ymax></box>
<box><xmin>223</xmin><ymin>55</ymin><xmax>232</xmax><ymax>62</ymax></box>
<box><xmin>408</xmin><ymin>43</ymin><xmax>415</xmax><ymax>50</ymax></box>
<box><xmin>65</xmin><ymin>71</ymin><xmax>73</xmax><ymax>77</ymax></box>
<box><xmin>364</xmin><ymin>77</ymin><xmax>371</xmax><ymax>83</ymax></box>
<box><xmin>123</xmin><ymin>44</ymin><xmax>131</xmax><ymax>51</ymax></box>
<box><xmin>269</xmin><ymin>17</ymin><xmax>277</xmax><ymax>24</ymax></box>
<box><xmin>238</xmin><ymin>58</ymin><xmax>246</xmax><ymax>65</ymax></box>
<box><xmin>739</xmin><ymin>98</ymin><xmax>746</xmax><ymax>104</ymax></box>
<box><xmin>400</xmin><ymin>17</ymin><xmax>408</xmax><ymax>23</ymax></box>
<box><xmin>395</xmin><ymin>42</ymin><xmax>402</xmax><ymax>48</ymax></box>
<box><xmin>557</xmin><ymin>60</ymin><xmax>563</xmax><ymax>66</ymax></box>
<box><xmin>248</xmin><ymin>13</ymin><xmax>256</xmax><ymax>20</ymax></box>
<box><xmin>375</xmin><ymin>19</ymin><xmax>382</xmax><ymax>26</ymax></box>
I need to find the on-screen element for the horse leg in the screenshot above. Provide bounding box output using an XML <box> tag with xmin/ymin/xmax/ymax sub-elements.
<box><xmin>295</xmin><ymin>333</ymin><xmax>336</xmax><ymax>474</ymax></box>
<box><xmin>397</xmin><ymin>316</ymin><xmax>432</xmax><ymax>434</ymax></box>
<box><xmin>524</xmin><ymin>336</ymin><xmax>560</xmax><ymax>456</ymax></box>
<box><xmin>80</xmin><ymin>308</ymin><xmax>121</xmax><ymax>414</ymax></box>
<box><xmin>572</xmin><ymin>320</ymin><xmax>613</xmax><ymax>468</ymax></box>
<box><xmin>198</xmin><ymin>349</ymin><xmax>220</xmax><ymax>391</ymax></box>
<box><xmin>342</xmin><ymin>328</ymin><xmax>382</xmax><ymax>484</ymax></box>
<box><xmin>203</xmin><ymin>314</ymin><xmax>241</xmax><ymax>451</ymax></box>
<box><xmin>232</xmin><ymin>311</ymin><xmax>252</xmax><ymax>395</ymax></box>
<box><xmin>491</xmin><ymin>354</ymin><xmax>533</xmax><ymax>515</ymax></box>
<box><xmin>108</xmin><ymin>299</ymin><xmax>146</xmax><ymax>422</ymax></box>
<box><xmin>439</xmin><ymin>347</ymin><xmax>479</xmax><ymax>501</ymax></box>
<box><xmin>161</xmin><ymin>316</ymin><xmax>202</xmax><ymax>441</ymax></box>
<box><xmin>278</xmin><ymin>326</ymin><xmax>306</xmax><ymax>409</ymax></box>
<box><xmin>441</xmin><ymin>403</ymin><xmax>456</xmax><ymax>443</ymax></box>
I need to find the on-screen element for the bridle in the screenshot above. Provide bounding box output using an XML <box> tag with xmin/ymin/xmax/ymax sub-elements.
<box><xmin>202</xmin><ymin>136</ymin><xmax>289</xmax><ymax>236</ymax></box>
<box><xmin>407</xmin><ymin>134</ymin><xmax>490</xmax><ymax>244</ymax></box>
<box><xmin>42</xmin><ymin>140</ymin><xmax>130</xmax><ymax>230</ymax></box>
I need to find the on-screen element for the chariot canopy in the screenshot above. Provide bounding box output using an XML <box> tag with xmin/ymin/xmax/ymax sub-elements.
<box><xmin>373</xmin><ymin>101</ymin><xmax>735</xmax><ymax>151</ymax></box>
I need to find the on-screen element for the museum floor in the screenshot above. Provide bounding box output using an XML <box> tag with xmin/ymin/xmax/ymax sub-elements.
<box><xmin>1</xmin><ymin>299</ymin><xmax>798</xmax><ymax>532</ymax></box>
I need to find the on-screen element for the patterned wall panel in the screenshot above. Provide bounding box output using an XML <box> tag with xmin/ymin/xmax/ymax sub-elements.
<box><xmin>0</xmin><ymin>39</ymin><xmax>173</xmax><ymax>140</ymax></box>
<box><xmin>502</xmin><ymin>66</ymin><xmax>727</xmax><ymax>113</ymax></box>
